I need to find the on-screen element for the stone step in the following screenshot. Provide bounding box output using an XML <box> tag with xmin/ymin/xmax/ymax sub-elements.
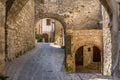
<box><xmin>85</xmin><ymin>62</ymin><xmax>100</xmax><ymax>70</ymax></box>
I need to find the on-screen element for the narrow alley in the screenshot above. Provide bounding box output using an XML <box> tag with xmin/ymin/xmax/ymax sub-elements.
<box><xmin>0</xmin><ymin>0</ymin><xmax>120</xmax><ymax>80</ymax></box>
<box><xmin>6</xmin><ymin>43</ymin><xmax>112</xmax><ymax>80</ymax></box>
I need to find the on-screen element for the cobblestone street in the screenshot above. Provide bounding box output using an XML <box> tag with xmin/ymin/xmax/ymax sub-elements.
<box><xmin>6</xmin><ymin>43</ymin><xmax>112</xmax><ymax>80</ymax></box>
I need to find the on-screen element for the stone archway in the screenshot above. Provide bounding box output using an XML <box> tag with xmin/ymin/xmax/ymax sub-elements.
<box><xmin>75</xmin><ymin>45</ymin><xmax>102</xmax><ymax>73</ymax></box>
<box><xmin>35</xmin><ymin>13</ymin><xmax>66</xmax><ymax>31</ymax></box>
<box><xmin>93</xmin><ymin>46</ymin><xmax>101</xmax><ymax>62</ymax></box>
<box><xmin>73</xmin><ymin>40</ymin><xmax>102</xmax><ymax>72</ymax></box>
<box><xmin>35</xmin><ymin>13</ymin><xmax>67</xmax><ymax>45</ymax></box>
<box><xmin>75</xmin><ymin>46</ymin><xmax>84</xmax><ymax>66</ymax></box>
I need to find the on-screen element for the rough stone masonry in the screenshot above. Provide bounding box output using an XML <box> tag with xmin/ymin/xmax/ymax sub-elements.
<box><xmin>0</xmin><ymin>1</ymin><xmax>5</xmax><ymax>73</ymax></box>
<box><xmin>6</xmin><ymin>0</ymin><xmax>35</xmax><ymax>61</ymax></box>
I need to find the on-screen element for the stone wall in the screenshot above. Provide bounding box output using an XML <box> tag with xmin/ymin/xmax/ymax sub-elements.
<box><xmin>6</xmin><ymin>0</ymin><xmax>35</xmax><ymax>60</ymax></box>
<box><xmin>83</xmin><ymin>45</ymin><xmax>93</xmax><ymax>66</ymax></box>
<box><xmin>0</xmin><ymin>1</ymin><xmax>5</xmax><ymax>73</ymax></box>
<box><xmin>66</xmin><ymin>30</ymin><xmax>103</xmax><ymax>72</ymax></box>
<box><xmin>102</xmin><ymin>6</ymin><xmax>112</xmax><ymax>76</ymax></box>
<box><xmin>35</xmin><ymin>0</ymin><xmax>101</xmax><ymax>30</ymax></box>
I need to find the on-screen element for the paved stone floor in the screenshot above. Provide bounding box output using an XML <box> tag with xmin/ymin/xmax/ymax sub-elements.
<box><xmin>6</xmin><ymin>43</ymin><xmax>113</xmax><ymax>80</ymax></box>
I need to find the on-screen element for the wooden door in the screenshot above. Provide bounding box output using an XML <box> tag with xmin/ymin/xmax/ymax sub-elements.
<box><xmin>93</xmin><ymin>46</ymin><xmax>101</xmax><ymax>62</ymax></box>
<box><xmin>75</xmin><ymin>46</ymin><xmax>83</xmax><ymax>66</ymax></box>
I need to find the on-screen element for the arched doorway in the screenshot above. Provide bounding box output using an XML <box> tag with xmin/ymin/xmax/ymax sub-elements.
<box><xmin>75</xmin><ymin>46</ymin><xmax>83</xmax><ymax>66</ymax></box>
<box><xmin>42</xmin><ymin>33</ymin><xmax>49</xmax><ymax>42</ymax></box>
<box><xmin>75</xmin><ymin>45</ymin><xmax>101</xmax><ymax>73</ymax></box>
<box><xmin>93</xmin><ymin>46</ymin><xmax>101</xmax><ymax>62</ymax></box>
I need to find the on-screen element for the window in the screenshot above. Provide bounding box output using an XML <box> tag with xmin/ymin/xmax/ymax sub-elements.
<box><xmin>88</xmin><ymin>48</ymin><xmax>91</xmax><ymax>52</ymax></box>
<box><xmin>46</xmin><ymin>19</ymin><xmax>51</xmax><ymax>25</ymax></box>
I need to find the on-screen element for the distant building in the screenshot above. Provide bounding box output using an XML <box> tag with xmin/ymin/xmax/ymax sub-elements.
<box><xmin>35</xmin><ymin>18</ymin><xmax>55</xmax><ymax>42</ymax></box>
<box><xmin>35</xmin><ymin>18</ymin><xmax>64</xmax><ymax>45</ymax></box>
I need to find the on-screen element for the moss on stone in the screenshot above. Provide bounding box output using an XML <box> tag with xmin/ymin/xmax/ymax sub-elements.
<box><xmin>66</xmin><ymin>63</ymin><xmax>73</xmax><ymax>72</ymax></box>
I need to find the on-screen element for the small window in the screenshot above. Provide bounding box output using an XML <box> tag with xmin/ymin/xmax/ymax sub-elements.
<box><xmin>46</xmin><ymin>19</ymin><xmax>51</xmax><ymax>25</ymax></box>
<box><xmin>88</xmin><ymin>48</ymin><xmax>91</xmax><ymax>52</ymax></box>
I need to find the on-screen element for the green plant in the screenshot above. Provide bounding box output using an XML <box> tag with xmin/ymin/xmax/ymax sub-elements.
<box><xmin>0</xmin><ymin>73</ymin><xmax>8</xmax><ymax>80</ymax></box>
<box><xmin>106</xmin><ymin>70</ymin><xmax>110</xmax><ymax>76</ymax></box>
<box><xmin>66</xmin><ymin>64</ymin><xmax>72</xmax><ymax>72</ymax></box>
<box><xmin>55</xmin><ymin>35</ymin><xmax>59</xmax><ymax>41</ymax></box>
<box><xmin>35</xmin><ymin>34</ymin><xmax>42</xmax><ymax>42</ymax></box>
